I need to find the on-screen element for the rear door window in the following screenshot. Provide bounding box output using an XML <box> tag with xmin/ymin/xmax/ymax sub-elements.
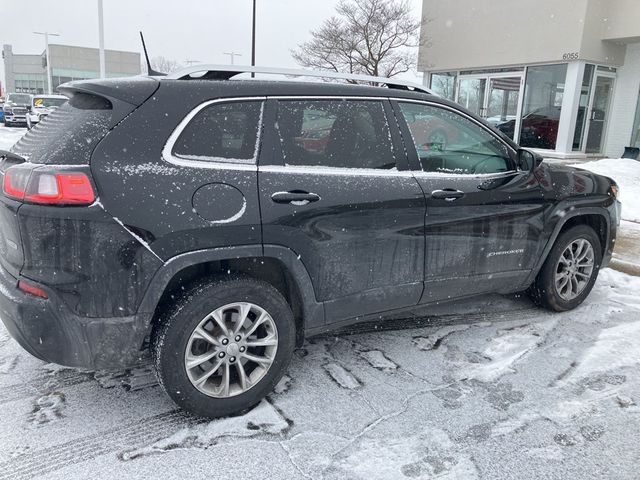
<box><xmin>274</xmin><ymin>100</ymin><xmax>396</xmax><ymax>169</ymax></box>
<box><xmin>172</xmin><ymin>101</ymin><xmax>263</xmax><ymax>164</ymax></box>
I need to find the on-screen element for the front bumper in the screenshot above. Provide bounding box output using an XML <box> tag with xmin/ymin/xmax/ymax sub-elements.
<box><xmin>0</xmin><ymin>263</ymin><xmax>151</xmax><ymax>370</ymax></box>
<box><xmin>4</xmin><ymin>114</ymin><xmax>26</xmax><ymax>124</ymax></box>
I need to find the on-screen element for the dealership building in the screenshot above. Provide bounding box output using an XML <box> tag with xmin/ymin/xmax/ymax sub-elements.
<box><xmin>2</xmin><ymin>43</ymin><xmax>141</xmax><ymax>95</ymax></box>
<box><xmin>419</xmin><ymin>0</ymin><xmax>640</xmax><ymax>159</ymax></box>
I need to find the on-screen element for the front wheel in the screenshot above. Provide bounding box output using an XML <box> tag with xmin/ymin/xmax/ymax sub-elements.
<box><xmin>152</xmin><ymin>276</ymin><xmax>296</xmax><ymax>418</ymax></box>
<box><xmin>529</xmin><ymin>225</ymin><xmax>602</xmax><ymax>311</ymax></box>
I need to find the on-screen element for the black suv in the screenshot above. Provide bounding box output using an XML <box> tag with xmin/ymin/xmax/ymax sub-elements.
<box><xmin>0</xmin><ymin>67</ymin><xmax>620</xmax><ymax>418</ymax></box>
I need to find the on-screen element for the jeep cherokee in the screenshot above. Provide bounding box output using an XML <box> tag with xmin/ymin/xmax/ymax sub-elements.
<box><xmin>0</xmin><ymin>66</ymin><xmax>621</xmax><ymax>418</ymax></box>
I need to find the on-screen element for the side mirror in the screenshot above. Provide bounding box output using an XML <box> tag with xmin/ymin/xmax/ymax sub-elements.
<box><xmin>517</xmin><ymin>148</ymin><xmax>543</xmax><ymax>172</ymax></box>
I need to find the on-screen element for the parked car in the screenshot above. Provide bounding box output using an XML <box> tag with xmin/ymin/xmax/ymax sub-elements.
<box><xmin>496</xmin><ymin>106</ymin><xmax>561</xmax><ymax>149</ymax></box>
<box><xmin>0</xmin><ymin>67</ymin><xmax>620</xmax><ymax>418</ymax></box>
<box><xmin>26</xmin><ymin>94</ymin><xmax>67</xmax><ymax>129</ymax></box>
<box><xmin>2</xmin><ymin>92</ymin><xmax>32</xmax><ymax>126</ymax></box>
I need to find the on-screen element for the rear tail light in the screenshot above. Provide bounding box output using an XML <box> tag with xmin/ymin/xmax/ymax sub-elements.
<box><xmin>3</xmin><ymin>165</ymin><xmax>95</xmax><ymax>205</ymax></box>
<box><xmin>18</xmin><ymin>280</ymin><xmax>49</xmax><ymax>299</ymax></box>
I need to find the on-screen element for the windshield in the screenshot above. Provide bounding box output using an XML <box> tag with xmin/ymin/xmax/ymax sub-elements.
<box><xmin>7</xmin><ymin>93</ymin><xmax>31</xmax><ymax>105</ymax></box>
<box><xmin>32</xmin><ymin>96</ymin><xmax>67</xmax><ymax>108</ymax></box>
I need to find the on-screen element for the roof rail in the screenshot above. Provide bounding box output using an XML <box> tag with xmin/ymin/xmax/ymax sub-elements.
<box><xmin>164</xmin><ymin>64</ymin><xmax>434</xmax><ymax>95</ymax></box>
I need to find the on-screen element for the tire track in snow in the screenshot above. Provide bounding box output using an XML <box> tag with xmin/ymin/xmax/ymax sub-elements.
<box><xmin>0</xmin><ymin>372</ymin><xmax>92</xmax><ymax>406</ymax></box>
<box><xmin>0</xmin><ymin>410</ymin><xmax>203</xmax><ymax>480</ymax></box>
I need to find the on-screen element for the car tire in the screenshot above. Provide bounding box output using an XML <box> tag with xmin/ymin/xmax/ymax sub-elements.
<box><xmin>151</xmin><ymin>275</ymin><xmax>296</xmax><ymax>418</ymax></box>
<box><xmin>529</xmin><ymin>225</ymin><xmax>602</xmax><ymax>311</ymax></box>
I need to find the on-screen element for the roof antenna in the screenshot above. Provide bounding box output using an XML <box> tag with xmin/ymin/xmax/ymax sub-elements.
<box><xmin>139</xmin><ymin>31</ymin><xmax>165</xmax><ymax>76</ymax></box>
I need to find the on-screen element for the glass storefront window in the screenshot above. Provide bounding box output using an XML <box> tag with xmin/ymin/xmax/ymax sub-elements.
<box><xmin>519</xmin><ymin>64</ymin><xmax>568</xmax><ymax>150</ymax></box>
<box><xmin>632</xmin><ymin>89</ymin><xmax>640</xmax><ymax>148</ymax></box>
<box><xmin>572</xmin><ymin>64</ymin><xmax>595</xmax><ymax>150</ymax></box>
<box><xmin>430</xmin><ymin>72</ymin><xmax>457</xmax><ymax>100</ymax></box>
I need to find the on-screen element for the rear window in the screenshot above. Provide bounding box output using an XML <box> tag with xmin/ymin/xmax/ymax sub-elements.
<box><xmin>11</xmin><ymin>93</ymin><xmax>112</xmax><ymax>165</ymax></box>
<box><xmin>172</xmin><ymin>101</ymin><xmax>263</xmax><ymax>164</ymax></box>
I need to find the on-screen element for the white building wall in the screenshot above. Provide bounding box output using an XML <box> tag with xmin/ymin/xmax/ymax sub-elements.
<box><xmin>605</xmin><ymin>43</ymin><xmax>640</xmax><ymax>158</ymax></box>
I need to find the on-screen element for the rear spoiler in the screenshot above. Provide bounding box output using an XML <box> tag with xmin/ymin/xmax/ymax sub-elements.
<box><xmin>0</xmin><ymin>150</ymin><xmax>26</xmax><ymax>174</ymax></box>
<box><xmin>0</xmin><ymin>150</ymin><xmax>26</xmax><ymax>163</ymax></box>
<box><xmin>56</xmin><ymin>77</ymin><xmax>161</xmax><ymax>130</ymax></box>
<box><xmin>57</xmin><ymin>76</ymin><xmax>160</xmax><ymax>107</ymax></box>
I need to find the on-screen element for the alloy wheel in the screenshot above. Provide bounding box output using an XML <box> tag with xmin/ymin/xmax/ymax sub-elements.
<box><xmin>554</xmin><ymin>238</ymin><xmax>595</xmax><ymax>301</ymax></box>
<box><xmin>184</xmin><ymin>302</ymin><xmax>279</xmax><ymax>398</ymax></box>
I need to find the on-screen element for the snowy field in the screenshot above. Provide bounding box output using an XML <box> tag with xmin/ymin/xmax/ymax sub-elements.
<box><xmin>1</xmin><ymin>125</ymin><xmax>640</xmax><ymax>479</ymax></box>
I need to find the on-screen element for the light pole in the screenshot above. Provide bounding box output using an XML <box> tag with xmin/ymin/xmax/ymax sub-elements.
<box><xmin>223</xmin><ymin>52</ymin><xmax>242</xmax><ymax>65</ymax></box>
<box><xmin>251</xmin><ymin>0</ymin><xmax>256</xmax><ymax>77</ymax></box>
<box><xmin>33</xmin><ymin>31</ymin><xmax>60</xmax><ymax>94</ymax></box>
<box><xmin>98</xmin><ymin>0</ymin><xmax>106</xmax><ymax>79</ymax></box>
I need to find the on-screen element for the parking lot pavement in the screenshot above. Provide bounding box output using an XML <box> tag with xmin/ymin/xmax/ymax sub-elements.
<box><xmin>0</xmin><ymin>125</ymin><xmax>27</xmax><ymax>151</ymax></box>
<box><xmin>0</xmin><ymin>268</ymin><xmax>639</xmax><ymax>480</ymax></box>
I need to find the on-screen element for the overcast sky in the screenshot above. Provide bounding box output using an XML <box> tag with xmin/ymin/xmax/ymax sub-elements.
<box><xmin>1</xmin><ymin>0</ymin><xmax>424</xmax><ymax>88</ymax></box>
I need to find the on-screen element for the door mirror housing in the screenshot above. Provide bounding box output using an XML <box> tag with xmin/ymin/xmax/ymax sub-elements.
<box><xmin>517</xmin><ymin>148</ymin><xmax>543</xmax><ymax>172</ymax></box>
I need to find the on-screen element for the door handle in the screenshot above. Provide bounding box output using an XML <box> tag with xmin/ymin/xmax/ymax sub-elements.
<box><xmin>431</xmin><ymin>189</ymin><xmax>465</xmax><ymax>201</ymax></box>
<box><xmin>271</xmin><ymin>191</ymin><xmax>321</xmax><ymax>205</ymax></box>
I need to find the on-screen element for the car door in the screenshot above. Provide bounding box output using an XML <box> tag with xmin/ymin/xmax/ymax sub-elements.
<box><xmin>392</xmin><ymin>100</ymin><xmax>545</xmax><ymax>303</ymax></box>
<box><xmin>258</xmin><ymin>97</ymin><xmax>426</xmax><ymax>323</ymax></box>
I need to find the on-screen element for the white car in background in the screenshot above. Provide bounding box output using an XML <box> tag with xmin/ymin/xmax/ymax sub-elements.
<box><xmin>26</xmin><ymin>94</ymin><xmax>67</xmax><ymax>129</ymax></box>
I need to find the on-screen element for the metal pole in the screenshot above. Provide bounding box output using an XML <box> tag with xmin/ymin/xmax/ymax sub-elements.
<box><xmin>251</xmin><ymin>0</ymin><xmax>256</xmax><ymax>77</ymax></box>
<box><xmin>98</xmin><ymin>0</ymin><xmax>106</xmax><ymax>79</ymax></box>
<box><xmin>223</xmin><ymin>52</ymin><xmax>242</xmax><ymax>65</ymax></box>
<box><xmin>34</xmin><ymin>31</ymin><xmax>59</xmax><ymax>94</ymax></box>
<box><xmin>44</xmin><ymin>32</ymin><xmax>52</xmax><ymax>94</ymax></box>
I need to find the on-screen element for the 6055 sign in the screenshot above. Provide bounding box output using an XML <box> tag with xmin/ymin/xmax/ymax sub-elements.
<box><xmin>562</xmin><ymin>52</ymin><xmax>580</xmax><ymax>60</ymax></box>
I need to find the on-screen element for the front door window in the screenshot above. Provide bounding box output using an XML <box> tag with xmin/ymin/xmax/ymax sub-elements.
<box><xmin>398</xmin><ymin>102</ymin><xmax>513</xmax><ymax>175</ymax></box>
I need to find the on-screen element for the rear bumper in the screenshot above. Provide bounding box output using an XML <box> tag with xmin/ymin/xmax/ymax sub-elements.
<box><xmin>0</xmin><ymin>263</ymin><xmax>151</xmax><ymax>370</ymax></box>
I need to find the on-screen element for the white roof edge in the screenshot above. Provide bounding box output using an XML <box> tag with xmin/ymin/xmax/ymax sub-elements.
<box><xmin>165</xmin><ymin>64</ymin><xmax>435</xmax><ymax>95</ymax></box>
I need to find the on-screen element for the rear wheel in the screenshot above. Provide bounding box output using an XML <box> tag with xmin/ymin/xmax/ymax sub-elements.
<box><xmin>152</xmin><ymin>276</ymin><xmax>296</xmax><ymax>418</ymax></box>
<box><xmin>529</xmin><ymin>225</ymin><xmax>602</xmax><ymax>311</ymax></box>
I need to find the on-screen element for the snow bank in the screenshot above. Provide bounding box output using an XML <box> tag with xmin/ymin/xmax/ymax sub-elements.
<box><xmin>571</xmin><ymin>158</ymin><xmax>640</xmax><ymax>223</ymax></box>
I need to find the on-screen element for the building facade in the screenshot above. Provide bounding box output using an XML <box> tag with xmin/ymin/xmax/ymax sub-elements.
<box><xmin>419</xmin><ymin>0</ymin><xmax>640</xmax><ymax>159</ymax></box>
<box><xmin>2</xmin><ymin>44</ymin><xmax>141</xmax><ymax>95</ymax></box>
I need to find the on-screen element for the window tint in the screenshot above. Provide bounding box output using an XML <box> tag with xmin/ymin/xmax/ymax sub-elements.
<box><xmin>173</xmin><ymin>101</ymin><xmax>263</xmax><ymax>163</ymax></box>
<box><xmin>399</xmin><ymin>103</ymin><xmax>512</xmax><ymax>175</ymax></box>
<box><xmin>12</xmin><ymin>93</ymin><xmax>112</xmax><ymax>165</ymax></box>
<box><xmin>275</xmin><ymin>100</ymin><xmax>396</xmax><ymax>169</ymax></box>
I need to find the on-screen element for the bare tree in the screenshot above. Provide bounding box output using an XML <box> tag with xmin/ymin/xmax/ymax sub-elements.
<box><xmin>292</xmin><ymin>0</ymin><xmax>424</xmax><ymax>79</ymax></box>
<box><xmin>150</xmin><ymin>56</ymin><xmax>184</xmax><ymax>74</ymax></box>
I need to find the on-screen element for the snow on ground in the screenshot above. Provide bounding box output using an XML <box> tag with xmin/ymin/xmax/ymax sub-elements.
<box><xmin>571</xmin><ymin>157</ymin><xmax>640</xmax><ymax>223</ymax></box>
<box><xmin>0</xmin><ymin>125</ymin><xmax>27</xmax><ymax>151</ymax></box>
<box><xmin>1</xmin><ymin>270</ymin><xmax>640</xmax><ymax>479</ymax></box>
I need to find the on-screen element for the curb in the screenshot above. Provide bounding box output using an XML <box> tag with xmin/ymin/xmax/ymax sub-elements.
<box><xmin>609</xmin><ymin>258</ymin><xmax>640</xmax><ymax>277</ymax></box>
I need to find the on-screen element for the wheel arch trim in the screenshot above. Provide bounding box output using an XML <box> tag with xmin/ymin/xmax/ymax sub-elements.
<box><xmin>524</xmin><ymin>206</ymin><xmax>611</xmax><ymax>287</ymax></box>
<box><xmin>137</xmin><ymin>244</ymin><xmax>325</xmax><ymax>332</ymax></box>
